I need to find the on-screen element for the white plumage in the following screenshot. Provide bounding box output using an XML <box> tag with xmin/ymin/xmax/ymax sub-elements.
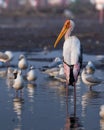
<box><xmin>81</xmin><ymin>68</ymin><xmax>102</xmax><ymax>89</ymax></box>
<box><xmin>13</xmin><ymin>70</ymin><xmax>24</xmax><ymax>91</ymax></box>
<box><xmin>18</xmin><ymin>54</ymin><xmax>28</xmax><ymax>70</ymax></box>
<box><xmin>0</xmin><ymin>51</ymin><xmax>13</xmax><ymax>65</ymax></box>
<box><xmin>63</xmin><ymin>36</ymin><xmax>81</xmax><ymax>65</ymax></box>
<box><xmin>27</xmin><ymin>65</ymin><xmax>37</xmax><ymax>82</ymax></box>
<box><xmin>100</xmin><ymin>105</ymin><xmax>104</xmax><ymax>119</ymax></box>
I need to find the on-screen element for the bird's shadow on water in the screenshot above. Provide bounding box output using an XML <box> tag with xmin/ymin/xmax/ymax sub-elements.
<box><xmin>63</xmin><ymin>85</ymin><xmax>83</xmax><ymax>130</ymax></box>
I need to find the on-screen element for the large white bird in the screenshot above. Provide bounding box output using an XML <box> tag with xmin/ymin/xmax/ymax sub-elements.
<box><xmin>0</xmin><ymin>51</ymin><xmax>13</xmax><ymax>66</ymax></box>
<box><xmin>54</xmin><ymin>19</ymin><xmax>83</xmax><ymax>89</ymax></box>
<box><xmin>27</xmin><ymin>65</ymin><xmax>37</xmax><ymax>82</ymax></box>
<box><xmin>81</xmin><ymin>68</ymin><xmax>102</xmax><ymax>90</ymax></box>
<box><xmin>18</xmin><ymin>54</ymin><xmax>28</xmax><ymax>72</ymax></box>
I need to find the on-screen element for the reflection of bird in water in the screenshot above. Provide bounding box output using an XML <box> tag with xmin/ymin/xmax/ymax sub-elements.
<box><xmin>27</xmin><ymin>83</ymin><xmax>36</xmax><ymax>102</ymax></box>
<box><xmin>100</xmin><ymin>105</ymin><xmax>104</xmax><ymax>119</ymax></box>
<box><xmin>27</xmin><ymin>65</ymin><xmax>37</xmax><ymax>83</ymax></box>
<box><xmin>54</xmin><ymin>19</ymin><xmax>83</xmax><ymax>90</ymax></box>
<box><xmin>81</xmin><ymin>68</ymin><xmax>102</xmax><ymax>90</ymax></box>
<box><xmin>13</xmin><ymin>96</ymin><xmax>24</xmax><ymax>119</ymax></box>
<box><xmin>13</xmin><ymin>70</ymin><xmax>24</xmax><ymax>97</ymax></box>
<box><xmin>0</xmin><ymin>51</ymin><xmax>13</xmax><ymax>66</ymax></box>
<box><xmin>81</xmin><ymin>90</ymin><xmax>100</xmax><ymax>117</ymax></box>
<box><xmin>18</xmin><ymin>54</ymin><xmax>28</xmax><ymax>73</ymax></box>
<box><xmin>64</xmin><ymin>81</ymin><xmax>82</xmax><ymax>130</ymax></box>
<box><xmin>100</xmin><ymin>119</ymin><xmax>104</xmax><ymax>130</ymax></box>
<box><xmin>85</xmin><ymin>61</ymin><xmax>95</xmax><ymax>74</ymax></box>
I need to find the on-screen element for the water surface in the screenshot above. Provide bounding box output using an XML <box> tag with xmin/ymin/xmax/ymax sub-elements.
<box><xmin>0</xmin><ymin>50</ymin><xmax>104</xmax><ymax>130</ymax></box>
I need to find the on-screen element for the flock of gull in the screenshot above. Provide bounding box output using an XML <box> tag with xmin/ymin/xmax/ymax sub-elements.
<box><xmin>0</xmin><ymin>51</ymin><xmax>37</xmax><ymax>98</ymax></box>
<box><xmin>0</xmin><ymin>19</ymin><xmax>104</xmax><ymax>126</ymax></box>
<box><xmin>0</xmin><ymin>50</ymin><xmax>104</xmax><ymax>121</ymax></box>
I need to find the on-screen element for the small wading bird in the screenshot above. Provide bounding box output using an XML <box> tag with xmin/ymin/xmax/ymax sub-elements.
<box><xmin>0</xmin><ymin>51</ymin><xmax>13</xmax><ymax>66</ymax></box>
<box><xmin>99</xmin><ymin>105</ymin><xmax>104</xmax><ymax>119</ymax></box>
<box><xmin>13</xmin><ymin>70</ymin><xmax>24</xmax><ymax>97</ymax></box>
<box><xmin>54</xmin><ymin>19</ymin><xmax>83</xmax><ymax>90</ymax></box>
<box><xmin>18</xmin><ymin>54</ymin><xmax>28</xmax><ymax>73</ymax></box>
<box><xmin>81</xmin><ymin>68</ymin><xmax>102</xmax><ymax>90</ymax></box>
<box><xmin>27</xmin><ymin>65</ymin><xmax>37</xmax><ymax>83</ymax></box>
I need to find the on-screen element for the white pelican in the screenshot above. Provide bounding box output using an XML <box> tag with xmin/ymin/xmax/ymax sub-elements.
<box><xmin>13</xmin><ymin>70</ymin><xmax>24</xmax><ymax>96</ymax></box>
<box><xmin>27</xmin><ymin>65</ymin><xmax>37</xmax><ymax>82</ymax></box>
<box><xmin>81</xmin><ymin>68</ymin><xmax>102</xmax><ymax>90</ymax></box>
<box><xmin>54</xmin><ymin>20</ymin><xmax>83</xmax><ymax>89</ymax></box>
<box><xmin>85</xmin><ymin>61</ymin><xmax>95</xmax><ymax>74</ymax></box>
<box><xmin>100</xmin><ymin>105</ymin><xmax>104</xmax><ymax>119</ymax></box>
<box><xmin>18</xmin><ymin>54</ymin><xmax>28</xmax><ymax>72</ymax></box>
<box><xmin>0</xmin><ymin>51</ymin><xmax>13</xmax><ymax>66</ymax></box>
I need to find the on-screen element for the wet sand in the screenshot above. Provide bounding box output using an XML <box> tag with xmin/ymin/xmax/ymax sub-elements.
<box><xmin>0</xmin><ymin>14</ymin><xmax>104</xmax><ymax>55</ymax></box>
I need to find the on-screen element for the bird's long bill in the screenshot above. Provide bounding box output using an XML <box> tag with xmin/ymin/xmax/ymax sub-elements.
<box><xmin>54</xmin><ymin>21</ymin><xmax>70</xmax><ymax>48</ymax></box>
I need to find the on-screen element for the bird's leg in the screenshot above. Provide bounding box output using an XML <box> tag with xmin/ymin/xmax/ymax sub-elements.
<box><xmin>89</xmin><ymin>86</ymin><xmax>92</xmax><ymax>91</ymax></box>
<box><xmin>73</xmin><ymin>82</ymin><xmax>76</xmax><ymax>117</ymax></box>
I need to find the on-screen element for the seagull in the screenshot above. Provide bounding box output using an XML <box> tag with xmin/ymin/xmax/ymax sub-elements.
<box><xmin>99</xmin><ymin>105</ymin><xmax>104</xmax><ymax>119</ymax></box>
<box><xmin>18</xmin><ymin>54</ymin><xmax>28</xmax><ymax>73</ymax></box>
<box><xmin>6</xmin><ymin>68</ymin><xmax>18</xmax><ymax>87</ymax></box>
<box><xmin>7</xmin><ymin>67</ymin><xmax>15</xmax><ymax>79</ymax></box>
<box><xmin>81</xmin><ymin>68</ymin><xmax>102</xmax><ymax>90</ymax></box>
<box><xmin>41</xmin><ymin>57</ymin><xmax>62</xmax><ymax>71</ymax></box>
<box><xmin>85</xmin><ymin>61</ymin><xmax>95</xmax><ymax>74</ymax></box>
<box><xmin>41</xmin><ymin>57</ymin><xmax>62</xmax><ymax>77</ymax></box>
<box><xmin>0</xmin><ymin>51</ymin><xmax>13</xmax><ymax>66</ymax></box>
<box><xmin>13</xmin><ymin>70</ymin><xmax>24</xmax><ymax>96</ymax></box>
<box><xmin>27</xmin><ymin>65</ymin><xmax>37</xmax><ymax>83</ymax></box>
<box><xmin>54</xmin><ymin>64</ymin><xmax>66</xmax><ymax>83</ymax></box>
<box><xmin>54</xmin><ymin>19</ymin><xmax>83</xmax><ymax>90</ymax></box>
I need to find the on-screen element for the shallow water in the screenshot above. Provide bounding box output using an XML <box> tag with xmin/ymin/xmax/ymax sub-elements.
<box><xmin>0</xmin><ymin>50</ymin><xmax>104</xmax><ymax>130</ymax></box>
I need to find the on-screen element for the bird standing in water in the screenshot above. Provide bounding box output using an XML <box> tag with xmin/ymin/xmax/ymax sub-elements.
<box><xmin>54</xmin><ymin>20</ymin><xmax>83</xmax><ymax>89</ymax></box>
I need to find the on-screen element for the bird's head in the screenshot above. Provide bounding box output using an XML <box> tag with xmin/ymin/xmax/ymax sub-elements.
<box><xmin>54</xmin><ymin>20</ymin><xmax>72</xmax><ymax>48</ymax></box>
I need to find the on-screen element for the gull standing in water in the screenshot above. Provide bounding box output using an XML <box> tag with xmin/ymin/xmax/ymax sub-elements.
<box><xmin>18</xmin><ymin>54</ymin><xmax>28</xmax><ymax>73</ymax></box>
<box><xmin>99</xmin><ymin>105</ymin><xmax>104</xmax><ymax>119</ymax></box>
<box><xmin>81</xmin><ymin>68</ymin><xmax>102</xmax><ymax>90</ymax></box>
<box><xmin>54</xmin><ymin>20</ymin><xmax>83</xmax><ymax>91</ymax></box>
<box><xmin>13</xmin><ymin>70</ymin><xmax>24</xmax><ymax>97</ymax></box>
<box><xmin>27</xmin><ymin>65</ymin><xmax>37</xmax><ymax>83</ymax></box>
<box><xmin>0</xmin><ymin>51</ymin><xmax>13</xmax><ymax>66</ymax></box>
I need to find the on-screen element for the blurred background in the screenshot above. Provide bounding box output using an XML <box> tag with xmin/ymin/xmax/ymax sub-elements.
<box><xmin>0</xmin><ymin>0</ymin><xmax>103</xmax><ymax>54</ymax></box>
<box><xmin>0</xmin><ymin>0</ymin><xmax>101</xmax><ymax>18</ymax></box>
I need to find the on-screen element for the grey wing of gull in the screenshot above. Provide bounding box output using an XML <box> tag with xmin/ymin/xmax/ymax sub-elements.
<box><xmin>0</xmin><ymin>52</ymin><xmax>9</xmax><ymax>60</ymax></box>
<box><xmin>86</xmin><ymin>75</ymin><xmax>102</xmax><ymax>84</ymax></box>
<box><xmin>55</xmin><ymin>74</ymin><xmax>66</xmax><ymax>82</ymax></box>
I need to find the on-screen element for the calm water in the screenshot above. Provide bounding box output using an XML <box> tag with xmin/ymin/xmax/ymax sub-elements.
<box><xmin>0</xmin><ymin>50</ymin><xmax>104</xmax><ymax>130</ymax></box>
